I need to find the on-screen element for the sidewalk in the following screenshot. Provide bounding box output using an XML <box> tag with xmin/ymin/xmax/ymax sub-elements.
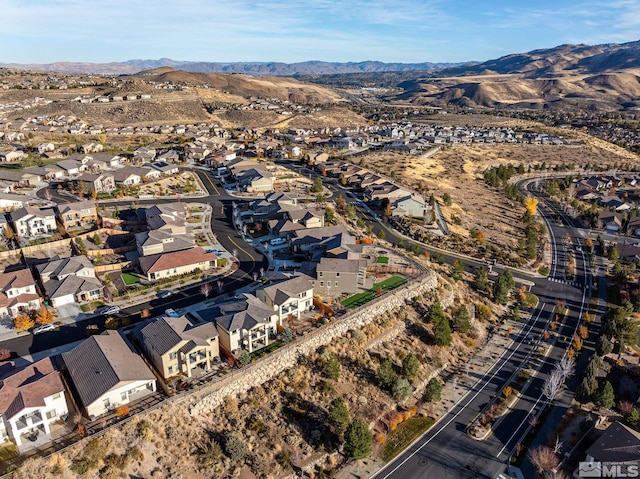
<box><xmin>338</xmin><ymin>311</ymin><xmax>530</xmax><ymax>479</ymax></box>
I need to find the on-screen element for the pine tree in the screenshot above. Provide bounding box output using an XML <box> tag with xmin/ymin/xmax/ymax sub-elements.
<box><xmin>402</xmin><ymin>353</ymin><xmax>420</xmax><ymax>380</ymax></box>
<box><xmin>473</xmin><ymin>267</ymin><xmax>489</xmax><ymax>292</ymax></box>
<box><xmin>328</xmin><ymin>397</ymin><xmax>350</xmax><ymax>437</ymax></box>
<box><xmin>452</xmin><ymin>305</ymin><xmax>471</xmax><ymax>334</ymax></box>
<box><xmin>343</xmin><ymin>419</ymin><xmax>372</xmax><ymax>460</ymax></box>
<box><xmin>377</xmin><ymin>358</ymin><xmax>397</xmax><ymax>391</ymax></box>
<box><xmin>323</xmin><ymin>353</ymin><xmax>341</xmax><ymax>380</ymax></box>
<box><xmin>424</xmin><ymin>378</ymin><xmax>442</xmax><ymax>403</ymax></box>
<box><xmin>594</xmin><ymin>381</ymin><xmax>615</xmax><ymax>410</ymax></box>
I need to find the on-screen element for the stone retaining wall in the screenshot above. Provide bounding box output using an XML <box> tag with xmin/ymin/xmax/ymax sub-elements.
<box><xmin>189</xmin><ymin>272</ymin><xmax>438</xmax><ymax>416</ymax></box>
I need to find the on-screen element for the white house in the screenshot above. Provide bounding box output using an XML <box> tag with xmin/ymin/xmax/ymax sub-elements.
<box><xmin>0</xmin><ymin>358</ymin><xmax>68</xmax><ymax>448</ymax></box>
<box><xmin>10</xmin><ymin>207</ymin><xmax>57</xmax><ymax>239</ymax></box>
<box><xmin>62</xmin><ymin>330</ymin><xmax>156</xmax><ymax>418</ymax></box>
<box><xmin>255</xmin><ymin>274</ymin><xmax>314</xmax><ymax>321</ymax></box>
<box><xmin>0</xmin><ymin>268</ymin><xmax>41</xmax><ymax>318</ymax></box>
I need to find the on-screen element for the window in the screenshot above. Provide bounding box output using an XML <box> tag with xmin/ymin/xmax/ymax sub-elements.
<box><xmin>121</xmin><ymin>392</ymin><xmax>127</xmax><ymax>401</ymax></box>
<box><xmin>318</xmin><ymin>272</ymin><xmax>323</xmax><ymax>277</ymax></box>
<box><xmin>169</xmin><ymin>352</ymin><xmax>177</xmax><ymax>360</ymax></box>
<box><xmin>46</xmin><ymin>410</ymin><xmax>57</xmax><ymax>420</ymax></box>
<box><xmin>51</xmin><ymin>392</ymin><xmax>61</xmax><ymax>400</ymax></box>
<box><xmin>168</xmin><ymin>365</ymin><xmax>174</xmax><ymax>374</ymax></box>
<box><xmin>336</xmin><ymin>272</ymin><xmax>340</xmax><ymax>277</ymax></box>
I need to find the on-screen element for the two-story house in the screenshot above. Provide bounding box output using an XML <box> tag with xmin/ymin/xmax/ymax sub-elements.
<box><xmin>62</xmin><ymin>330</ymin><xmax>156</xmax><ymax>419</ymax></box>
<box><xmin>36</xmin><ymin>255</ymin><xmax>103</xmax><ymax>308</ymax></box>
<box><xmin>255</xmin><ymin>274</ymin><xmax>314</xmax><ymax>321</ymax></box>
<box><xmin>0</xmin><ymin>358</ymin><xmax>67</xmax><ymax>449</ymax></box>
<box><xmin>0</xmin><ymin>268</ymin><xmax>41</xmax><ymax>318</ymax></box>
<box><xmin>195</xmin><ymin>293</ymin><xmax>278</xmax><ymax>355</ymax></box>
<box><xmin>56</xmin><ymin>200</ymin><xmax>98</xmax><ymax>232</ymax></box>
<box><xmin>10</xmin><ymin>207</ymin><xmax>57</xmax><ymax>240</ymax></box>
<box><xmin>139</xmin><ymin>315</ymin><xmax>219</xmax><ymax>379</ymax></box>
<box><xmin>311</xmin><ymin>257</ymin><xmax>374</xmax><ymax>295</ymax></box>
<box><xmin>76</xmin><ymin>173</ymin><xmax>115</xmax><ymax>194</ymax></box>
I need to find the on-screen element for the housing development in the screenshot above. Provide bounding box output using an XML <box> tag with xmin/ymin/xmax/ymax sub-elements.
<box><xmin>1</xmin><ymin>40</ymin><xmax>640</xmax><ymax>479</ymax></box>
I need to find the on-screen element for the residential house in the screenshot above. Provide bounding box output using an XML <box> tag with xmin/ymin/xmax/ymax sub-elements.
<box><xmin>628</xmin><ymin>217</ymin><xmax>640</xmax><ymax>236</ymax></box>
<box><xmin>56</xmin><ymin>158</ymin><xmax>86</xmax><ymax>177</ymax></box>
<box><xmin>139</xmin><ymin>315</ymin><xmax>219</xmax><ymax>379</ymax></box>
<box><xmin>10</xmin><ymin>207</ymin><xmax>57</xmax><ymax>239</ymax></box>
<box><xmin>195</xmin><ymin>293</ymin><xmax>279</xmax><ymax>354</ymax></box>
<box><xmin>392</xmin><ymin>194</ymin><xmax>429</xmax><ymax>218</ymax></box>
<box><xmin>56</xmin><ymin>201</ymin><xmax>98</xmax><ymax>231</ymax></box>
<box><xmin>150</xmin><ymin>161</ymin><xmax>179</xmax><ymax>176</ymax></box>
<box><xmin>255</xmin><ymin>274</ymin><xmax>314</xmax><ymax>321</ymax></box>
<box><xmin>112</xmin><ymin>167</ymin><xmax>142</xmax><ymax>186</ymax></box>
<box><xmin>138</xmin><ymin>247</ymin><xmax>218</xmax><ymax>281</ymax></box>
<box><xmin>364</xmin><ymin>182</ymin><xmax>412</xmax><ymax>203</ymax></box>
<box><xmin>311</xmin><ymin>257</ymin><xmax>374</xmax><ymax>295</ymax></box>
<box><xmin>133</xmin><ymin>146</ymin><xmax>156</xmax><ymax>164</ymax></box>
<box><xmin>0</xmin><ymin>150</ymin><xmax>27</xmax><ymax>163</ymax></box>
<box><xmin>0</xmin><ymin>194</ymin><xmax>26</xmax><ymax>212</ymax></box>
<box><xmin>0</xmin><ymin>268</ymin><xmax>41</xmax><ymax>318</ymax></box>
<box><xmin>145</xmin><ymin>203</ymin><xmax>187</xmax><ymax>234</ymax></box>
<box><xmin>156</xmin><ymin>150</ymin><xmax>180</xmax><ymax>163</ymax></box>
<box><xmin>135</xmin><ymin>228</ymin><xmax>195</xmax><ymax>256</ymax></box>
<box><xmin>597</xmin><ymin>211</ymin><xmax>623</xmax><ymax>232</ymax></box>
<box><xmin>23</xmin><ymin>165</ymin><xmax>63</xmax><ymax>182</ymax></box>
<box><xmin>574</xmin><ymin>421</ymin><xmax>640</xmax><ymax>478</ymax></box>
<box><xmin>0</xmin><ymin>358</ymin><xmax>67</xmax><ymax>448</ymax></box>
<box><xmin>62</xmin><ymin>330</ymin><xmax>156</xmax><ymax>418</ymax></box>
<box><xmin>36</xmin><ymin>255</ymin><xmax>103</xmax><ymax>308</ymax></box>
<box><xmin>78</xmin><ymin>173</ymin><xmax>115</xmax><ymax>194</ymax></box>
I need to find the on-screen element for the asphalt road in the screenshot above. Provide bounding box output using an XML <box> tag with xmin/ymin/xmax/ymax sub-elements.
<box><xmin>373</xmin><ymin>180</ymin><xmax>592</xmax><ymax>479</ymax></box>
<box><xmin>3</xmin><ymin>168</ymin><xmax>266</xmax><ymax>358</ymax></box>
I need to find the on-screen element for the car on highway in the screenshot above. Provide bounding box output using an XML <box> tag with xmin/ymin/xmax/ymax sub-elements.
<box><xmin>157</xmin><ymin>290</ymin><xmax>173</xmax><ymax>299</ymax></box>
<box><xmin>32</xmin><ymin>324</ymin><xmax>55</xmax><ymax>335</ymax></box>
<box><xmin>97</xmin><ymin>305</ymin><xmax>120</xmax><ymax>315</ymax></box>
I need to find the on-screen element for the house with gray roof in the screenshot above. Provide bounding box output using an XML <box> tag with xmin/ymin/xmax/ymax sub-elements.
<box><xmin>36</xmin><ymin>255</ymin><xmax>102</xmax><ymax>308</ymax></box>
<box><xmin>62</xmin><ymin>330</ymin><xmax>156</xmax><ymax>418</ymax></box>
<box><xmin>10</xmin><ymin>206</ymin><xmax>57</xmax><ymax>240</ymax></box>
<box><xmin>255</xmin><ymin>274</ymin><xmax>314</xmax><ymax>321</ymax></box>
<box><xmin>310</xmin><ymin>257</ymin><xmax>374</xmax><ymax>295</ymax></box>
<box><xmin>145</xmin><ymin>203</ymin><xmax>186</xmax><ymax>234</ymax></box>
<box><xmin>135</xmin><ymin>228</ymin><xmax>195</xmax><ymax>257</ymax></box>
<box><xmin>139</xmin><ymin>315</ymin><xmax>219</xmax><ymax>379</ymax></box>
<box><xmin>194</xmin><ymin>293</ymin><xmax>278</xmax><ymax>355</ymax></box>
<box><xmin>576</xmin><ymin>421</ymin><xmax>640</xmax><ymax>478</ymax></box>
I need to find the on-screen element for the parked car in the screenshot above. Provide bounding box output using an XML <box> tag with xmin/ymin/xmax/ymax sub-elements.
<box><xmin>212</xmin><ymin>250</ymin><xmax>224</xmax><ymax>256</ymax></box>
<box><xmin>165</xmin><ymin>308</ymin><xmax>180</xmax><ymax>318</ymax></box>
<box><xmin>98</xmin><ymin>305</ymin><xmax>120</xmax><ymax>316</ymax></box>
<box><xmin>33</xmin><ymin>324</ymin><xmax>55</xmax><ymax>335</ymax></box>
<box><xmin>157</xmin><ymin>290</ymin><xmax>173</xmax><ymax>299</ymax></box>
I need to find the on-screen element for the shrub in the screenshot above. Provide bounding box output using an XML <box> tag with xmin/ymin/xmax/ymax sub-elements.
<box><xmin>224</xmin><ymin>433</ymin><xmax>248</xmax><ymax>461</ymax></box>
<box><xmin>328</xmin><ymin>397</ymin><xmax>350</xmax><ymax>436</ymax></box>
<box><xmin>402</xmin><ymin>353</ymin><xmax>420</xmax><ymax>380</ymax></box>
<box><xmin>115</xmin><ymin>405</ymin><xmax>129</xmax><ymax>417</ymax></box>
<box><xmin>392</xmin><ymin>378</ymin><xmax>414</xmax><ymax>404</ymax></box>
<box><xmin>323</xmin><ymin>353</ymin><xmax>341</xmax><ymax>380</ymax></box>
<box><xmin>237</xmin><ymin>351</ymin><xmax>251</xmax><ymax>367</ymax></box>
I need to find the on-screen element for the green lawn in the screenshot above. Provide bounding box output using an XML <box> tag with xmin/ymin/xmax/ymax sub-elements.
<box><xmin>382</xmin><ymin>416</ymin><xmax>434</xmax><ymax>462</ymax></box>
<box><xmin>341</xmin><ymin>276</ymin><xmax>408</xmax><ymax>309</ymax></box>
<box><xmin>376</xmin><ymin>256</ymin><xmax>389</xmax><ymax>264</ymax></box>
<box><xmin>121</xmin><ymin>273</ymin><xmax>141</xmax><ymax>285</ymax></box>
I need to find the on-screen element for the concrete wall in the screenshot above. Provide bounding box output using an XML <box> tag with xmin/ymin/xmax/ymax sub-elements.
<box><xmin>189</xmin><ymin>271</ymin><xmax>438</xmax><ymax>416</ymax></box>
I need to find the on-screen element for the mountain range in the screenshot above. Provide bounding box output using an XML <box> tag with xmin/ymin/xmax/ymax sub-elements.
<box><xmin>0</xmin><ymin>58</ymin><xmax>462</xmax><ymax>76</ymax></box>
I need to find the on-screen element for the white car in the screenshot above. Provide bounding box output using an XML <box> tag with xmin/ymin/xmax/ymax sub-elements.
<box><xmin>33</xmin><ymin>324</ymin><xmax>55</xmax><ymax>335</ymax></box>
<box><xmin>157</xmin><ymin>290</ymin><xmax>173</xmax><ymax>299</ymax></box>
<box><xmin>165</xmin><ymin>308</ymin><xmax>180</xmax><ymax>318</ymax></box>
<box><xmin>98</xmin><ymin>305</ymin><xmax>120</xmax><ymax>316</ymax></box>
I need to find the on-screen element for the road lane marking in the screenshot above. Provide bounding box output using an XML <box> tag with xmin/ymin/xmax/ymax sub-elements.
<box><xmin>373</xmin><ymin>304</ymin><xmax>547</xmax><ymax>479</ymax></box>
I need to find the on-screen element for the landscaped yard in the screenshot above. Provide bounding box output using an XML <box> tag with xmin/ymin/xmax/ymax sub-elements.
<box><xmin>376</xmin><ymin>256</ymin><xmax>389</xmax><ymax>264</ymax></box>
<box><xmin>341</xmin><ymin>276</ymin><xmax>408</xmax><ymax>309</ymax></box>
<box><xmin>382</xmin><ymin>416</ymin><xmax>434</xmax><ymax>462</ymax></box>
<box><xmin>121</xmin><ymin>273</ymin><xmax>141</xmax><ymax>285</ymax></box>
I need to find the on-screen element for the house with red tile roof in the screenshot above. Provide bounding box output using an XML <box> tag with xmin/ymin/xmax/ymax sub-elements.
<box><xmin>138</xmin><ymin>247</ymin><xmax>218</xmax><ymax>281</ymax></box>
<box><xmin>0</xmin><ymin>357</ymin><xmax>67</xmax><ymax>449</ymax></box>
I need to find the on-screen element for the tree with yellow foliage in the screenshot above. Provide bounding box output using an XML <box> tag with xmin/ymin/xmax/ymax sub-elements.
<box><xmin>525</xmin><ymin>197</ymin><xmax>539</xmax><ymax>216</ymax></box>
<box><xmin>36</xmin><ymin>307</ymin><xmax>54</xmax><ymax>325</ymax></box>
<box><xmin>14</xmin><ymin>313</ymin><xmax>34</xmax><ymax>331</ymax></box>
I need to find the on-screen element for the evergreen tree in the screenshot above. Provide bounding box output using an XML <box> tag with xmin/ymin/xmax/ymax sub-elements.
<box><xmin>376</xmin><ymin>358</ymin><xmax>397</xmax><ymax>391</ymax></box>
<box><xmin>451</xmin><ymin>260</ymin><xmax>464</xmax><ymax>281</ymax></box>
<box><xmin>493</xmin><ymin>270</ymin><xmax>514</xmax><ymax>304</ymax></box>
<box><xmin>402</xmin><ymin>353</ymin><xmax>420</xmax><ymax>380</ymax></box>
<box><xmin>597</xmin><ymin>335</ymin><xmax>613</xmax><ymax>356</ymax></box>
<box><xmin>323</xmin><ymin>353</ymin><xmax>341</xmax><ymax>380</ymax></box>
<box><xmin>433</xmin><ymin>314</ymin><xmax>453</xmax><ymax>346</ymax></box>
<box><xmin>452</xmin><ymin>305</ymin><xmax>471</xmax><ymax>334</ymax></box>
<box><xmin>343</xmin><ymin>419</ymin><xmax>372</xmax><ymax>460</ymax></box>
<box><xmin>424</xmin><ymin>378</ymin><xmax>442</xmax><ymax>403</ymax></box>
<box><xmin>392</xmin><ymin>378</ymin><xmax>414</xmax><ymax>404</ymax></box>
<box><xmin>427</xmin><ymin>298</ymin><xmax>446</xmax><ymax>324</ymax></box>
<box><xmin>328</xmin><ymin>397</ymin><xmax>350</xmax><ymax>437</ymax></box>
<box><xmin>594</xmin><ymin>381</ymin><xmax>615</xmax><ymax>410</ymax></box>
<box><xmin>473</xmin><ymin>267</ymin><xmax>489</xmax><ymax>292</ymax></box>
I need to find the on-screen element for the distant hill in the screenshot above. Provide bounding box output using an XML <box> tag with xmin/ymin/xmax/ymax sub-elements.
<box><xmin>306</xmin><ymin>40</ymin><xmax>640</xmax><ymax>112</ymax></box>
<box><xmin>0</xmin><ymin>58</ymin><xmax>463</xmax><ymax>76</ymax></box>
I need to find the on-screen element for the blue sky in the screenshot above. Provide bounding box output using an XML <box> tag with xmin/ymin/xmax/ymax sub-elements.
<box><xmin>2</xmin><ymin>0</ymin><xmax>640</xmax><ymax>64</ymax></box>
